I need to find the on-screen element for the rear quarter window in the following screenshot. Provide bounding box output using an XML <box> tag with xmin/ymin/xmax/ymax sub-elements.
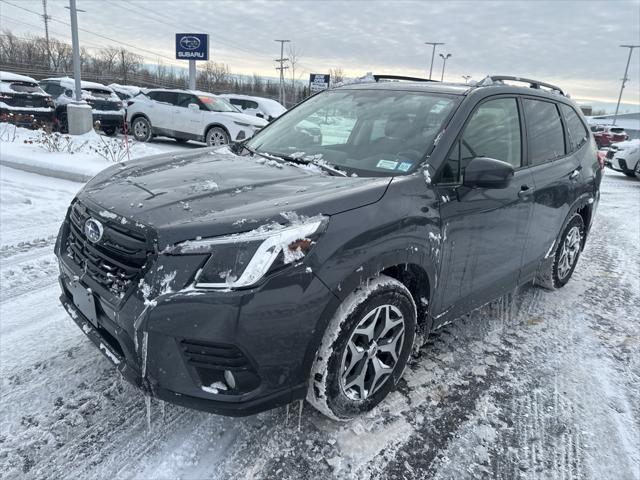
<box><xmin>523</xmin><ymin>99</ymin><xmax>566</xmax><ymax>165</ymax></box>
<box><xmin>560</xmin><ymin>104</ymin><xmax>589</xmax><ymax>151</ymax></box>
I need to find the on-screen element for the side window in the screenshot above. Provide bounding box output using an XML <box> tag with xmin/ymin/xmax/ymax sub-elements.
<box><xmin>523</xmin><ymin>99</ymin><xmax>566</xmax><ymax>164</ymax></box>
<box><xmin>229</xmin><ymin>98</ymin><xmax>243</xmax><ymax>109</ymax></box>
<box><xmin>246</xmin><ymin>100</ymin><xmax>259</xmax><ymax>110</ymax></box>
<box><xmin>440</xmin><ymin>98</ymin><xmax>522</xmax><ymax>184</ymax></box>
<box><xmin>176</xmin><ymin>93</ymin><xmax>195</xmax><ymax>108</ymax></box>
<box><xmin>560</xmin><ymin>104</ymin><xmax>589</xmax><ymax>152</ymax></box>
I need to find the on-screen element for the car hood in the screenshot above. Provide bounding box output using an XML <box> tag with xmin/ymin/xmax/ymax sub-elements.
<box><xmin>80</xmin><ymin>147</ymin><xmax>391</xmax><ymax>248</ymax></box>
<box><xmin>207</xmin><ymin>111</ymin><xmax>267</xmax><ymax>127</ymax></box>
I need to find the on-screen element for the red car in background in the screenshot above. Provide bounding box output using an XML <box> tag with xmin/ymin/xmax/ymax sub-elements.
<box><xmin>591</xmin><ymin>124</ymin><xmax>629</xmax><ymax>148</ymax></box>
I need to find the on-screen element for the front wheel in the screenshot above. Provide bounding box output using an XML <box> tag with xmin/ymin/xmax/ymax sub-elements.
<box><xmin>307</xmin><ymin>275</ymin><xmax>416</xmax><ymax>421</ymax></box>
<box><xmin>131</xmin><ymin>117</ymin><xmax>152</xmax><ymax>142</ymax></box>
<box><xmin>205</xmin><ymin>126</ymin><xmax>229</xmax><ymax>146</ymax></box>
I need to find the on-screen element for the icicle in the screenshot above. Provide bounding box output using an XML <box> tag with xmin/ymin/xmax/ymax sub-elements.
<box><xmin>141</xmin><ymin>331</ymin><xmax>149</xmax><ymax>378</ymax></box>
<box><xmin>297</xmin><ymin>399</ymin><xmax>304</xmax><ymax>432</ymax></box>
<box><xmin>145</xmin><ymin>395</ymin><xmax>151</xmax><ymax>432</ymax></box>
<box><xmin>285</xmin><ymin>403</ymin><xmax>290</xmax><ymax>425</ymax></box>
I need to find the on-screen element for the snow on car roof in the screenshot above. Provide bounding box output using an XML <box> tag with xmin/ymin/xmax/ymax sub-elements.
<box><xmin>43</xmin><ymin>77</ymin><xmax>114</xmax><ymax>92</ymax></box>
<box><xmin>218</xmin><ymin>94</ymin><xmax>286</xmax><ymax>116</ymax></box>
<box><xmin>108</xmin><ymin>83</ymin><xmax>142</xmax><ymax>95</ymax></box>
<box><xmin>0</xmin><ymin>71</ymin><xmax>38</xmax><ymax>84</ymax></box>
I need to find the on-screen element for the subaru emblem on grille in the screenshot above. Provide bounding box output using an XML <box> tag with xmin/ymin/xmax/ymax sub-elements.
<box><xmin>84</xmin><ymin>218</ymin><xmax>104</xmax><ymax>243</ymax></box>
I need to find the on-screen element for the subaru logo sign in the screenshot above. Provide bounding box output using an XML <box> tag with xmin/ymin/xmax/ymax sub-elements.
<box><xmin>84</xmin><ymin>218</ymin><xmax>104</xmax><ymax>243</ymax></box>
<box><xmin>180</xmin><ymin>36</ymin><xmax>200</xmax><ymax>50</ymax></box>
<box><xmin>175</xmin><ymin>33</ymin><xmax>209</xmax><ymax>60</ymax></box>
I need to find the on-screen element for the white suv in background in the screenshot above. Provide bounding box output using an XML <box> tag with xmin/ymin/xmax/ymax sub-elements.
<box><xmin>606</xmin><ymin>139</ymin><xmax>640</xmax><ymax>178</ymax></box>
<box><xmin>126</xmin><ymin>89</ymin><xmax>267</xmax><ymax>146</ymax></box>
<box><xmin>219</xmin><ymin>94</ymin><xmax>286</xmax><ymax>122</ymax></box>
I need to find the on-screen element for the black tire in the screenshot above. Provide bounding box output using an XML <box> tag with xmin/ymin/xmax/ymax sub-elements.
<box><xmin>103</xmin><ymin>127</ymin><xmax>117</xmax><ymax>136</ymax></box>
<box><xmin>623</xmin><ymin>170</ymin><xmax>637</xmax><ymax>178</ymax></box>
<box><xmin>307</xmin><ymin>275</ymin><xmax>416</xmax><ymax>421</ymax></box>
<box><xmin>538</xmin><ymin>214</ymin><xmax>585</xmax><ymax>290</ymax></box>
<box><xmin>131</xmin><ymin>116</ymin><xmax>152</xmax><ymax>142</ymax></box>
<box><xmin>205</xmin><ymin>126</ymin><xmax>229</xmax><ymax>146</ymax></box>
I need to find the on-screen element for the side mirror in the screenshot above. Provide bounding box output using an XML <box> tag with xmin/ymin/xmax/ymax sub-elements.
<box><xmin>463</xmin><ymin>157</ymin><xmax>514</xmax><ymax>189</ymax></box>
<box><xmin>188</xmin><ymin>103</ymin><xmax>200</xmax><ymax>111</ymax></box>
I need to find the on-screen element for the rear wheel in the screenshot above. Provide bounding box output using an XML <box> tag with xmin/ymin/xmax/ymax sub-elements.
<box><xmin>57</xmin><ymin>112</ymin><xmax>68</xmax><ymax>133</ymax></box>
<box><xmin>206</xmin><ymin>127</ymin><xmax>229</xmax><ymax>146</ymax></box>
<box><xmin>131</xmin><ymin>117</ymin><xmax>152</xmax><ymax>142</ymax></box>
<box><xmin>307</xmin><ymin>275</ymin><xmax>416</xmax><ymax>421</ymax></box>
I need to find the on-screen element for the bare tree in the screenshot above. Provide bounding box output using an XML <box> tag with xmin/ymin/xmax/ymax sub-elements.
<box><xmin>330</xmin><ymin>67</ymin><xmax>344</xmax><ymax>86</ymax></box>
<box><xmin>200</xmin><ymin>61</ymin><xmax>231</xmax><ymax>91</ymax></box>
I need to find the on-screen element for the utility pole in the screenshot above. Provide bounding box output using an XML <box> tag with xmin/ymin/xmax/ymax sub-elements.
<box><xmin>425</xmin><ymin>41</ymin><xmax>444</xmax><ymax>80</ymax></box>
<box><xmin>462</xmin><ymin>75</ymin><xmax>471</xmax><ymax>84</ymax></box>
<box><xmin>439</xmin><ymin>53</ymin><xmax>451</xmax><ymax>82</ymax></box>
<box><xmin>42</xmin><ymin>0</ymin><xmax>52</xmax><ymax>67</ymax></box>
<box><xmin>613</xmin><ymin>44</ymin><xmax>639</xmax><ymax>126</ymax></box>
<box><xmin>65</xmin><ymin>0</ymin><xmax>92</xmax><ymax>134</ymax></box>
<box><xmin>274</xmin><ymin>39</ymin><xmax>290</xmax><ymax>106</ymax></box>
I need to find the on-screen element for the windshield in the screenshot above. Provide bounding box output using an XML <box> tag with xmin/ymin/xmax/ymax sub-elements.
<box><xmin>246</xmin><ymin>89</ymin><xmax>458</xmax><ymax>176</ymax></box>
<box><xmin>199</xmin><ymin>95</ymin><xmax>240</xmax><ymax>113</ymax></box>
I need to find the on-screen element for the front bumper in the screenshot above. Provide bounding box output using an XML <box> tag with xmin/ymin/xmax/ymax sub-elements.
<box><xmin>0</xmin><ymin>108</ymin><xmax>55</xmax><ymax>127</ymax></box>
<box><xmin>56</xmin><ymin>234</ymin><xmax>336</xmax><ymax>416</ymax></box>
<box><xmin>92</xmin><ymin>112</ymin><xmax>124</xmax><ymax>129</ymax></box>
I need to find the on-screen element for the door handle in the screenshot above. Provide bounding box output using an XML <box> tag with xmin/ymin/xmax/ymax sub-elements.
<box><xmin>518</xmin><ymin>185</ymin><xmax>534</xmax><ymax>197</ymax></box>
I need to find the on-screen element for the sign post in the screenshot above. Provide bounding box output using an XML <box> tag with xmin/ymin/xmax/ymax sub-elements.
<box><xmin>309</xmin><ymin>73</ymin><xmax>330</xmax><ymax>94</ymax></box>
<box><xmin>175</xmin><ymin>33</ymin><xmax>209</xmax><ymax>90</ymax></box>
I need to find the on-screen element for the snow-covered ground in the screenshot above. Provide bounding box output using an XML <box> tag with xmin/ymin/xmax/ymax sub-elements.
<box><xmin>0</xmin><ymin>165</ymin><xmax>638</xmax><ymax>479</ymax></box>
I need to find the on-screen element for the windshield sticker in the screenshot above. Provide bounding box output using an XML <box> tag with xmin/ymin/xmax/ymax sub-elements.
<box><xmin>376</xmin><ymin>159</ymin><xmax>398</xmax><ymax>170</ymax></box>
<box><xmin>397</xmin><ymin>162</ymin><xmax>413</xmax><ymax>172</ymax></box>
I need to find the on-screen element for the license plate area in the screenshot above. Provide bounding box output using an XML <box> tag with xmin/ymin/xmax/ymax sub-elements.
<box><xmin>68</xmin><ymin>280</ymin><xmax>98</xmax><ymax>328</ymax></box>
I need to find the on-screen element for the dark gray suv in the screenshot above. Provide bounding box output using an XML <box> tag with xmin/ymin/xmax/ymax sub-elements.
<box><xmin>55</xmin><ymin>75</ymin><xmax>602</xmax><ymax>420</ymax></box>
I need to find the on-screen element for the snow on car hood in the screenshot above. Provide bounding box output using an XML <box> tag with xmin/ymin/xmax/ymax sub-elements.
<box><xmin>80</xmin><ymin>147</ymin><xmax>390</xmax><ymax>248</ymax></box>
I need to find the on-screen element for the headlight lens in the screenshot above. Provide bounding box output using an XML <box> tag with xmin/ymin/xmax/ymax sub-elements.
<box><xmin>233</xmin><ymin>121</ymin><xmax>251</xmax><ymax>127</ymax></box>
<box><xmin>177</xmin><ymin>216</ymin><xmax>327</xmax><ymax>289</ymax></box>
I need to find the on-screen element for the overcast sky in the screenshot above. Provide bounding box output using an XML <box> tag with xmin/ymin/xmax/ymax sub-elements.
<box><xmin>2</xmin><ymin>0</ymin><xmax>639</xmax><ymax>107</ymax></box>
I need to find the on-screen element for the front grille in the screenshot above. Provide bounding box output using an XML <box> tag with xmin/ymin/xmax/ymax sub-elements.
<box><xmin>65</xmin><ymin>201</ymin><xmax>149</xmax><ymax>296</ymax></box>
<box><xmin>180</xmin><ymin>339</ymin><xmax>250</xmax><ymax>371</ymax></box>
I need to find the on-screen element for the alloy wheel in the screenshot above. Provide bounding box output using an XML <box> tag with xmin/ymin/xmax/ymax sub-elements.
<box><xmin>133</xmin><ymin>119</ymin><xmax>149</xmax><ymax>140</ymax></box>
<box><xmin>557</xmin><ymin>226</ymin><xmax>581</xmax><ymax>279</ymax></box>
<box><xmin>339</xmin><ymin>304</ymin><xmax>405</xmax><ymax>401</ymax></box>
<box><xmin>207</xmin><ymin>128</ymin><xmax>228</xmax><ymax>146</ymax></box>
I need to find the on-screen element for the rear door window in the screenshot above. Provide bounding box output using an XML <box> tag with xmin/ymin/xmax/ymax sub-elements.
<box><xmin>523</xmin><ymin>99</ymin><xmax>566</xmax><ymax>164</ymax></box>
<box><xmin>560</xmin><ymin>104</ymin><xmax>588</xmax><ymax>151</ymax></box>
<box><xmin>440</xmin><ymin>97</ymin><xmax>522</xmax><ymax>183</ymax></box>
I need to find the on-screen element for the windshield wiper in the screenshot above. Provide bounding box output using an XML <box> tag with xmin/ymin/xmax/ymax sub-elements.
<box><xmin>262</xmin><ymin>151</ymin><xmax>348</xmax><ymax>177</ymax></box>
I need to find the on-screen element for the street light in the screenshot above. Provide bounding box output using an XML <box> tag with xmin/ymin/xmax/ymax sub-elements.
<box><xmin>425</xmin><ymin>42</ymin><xmax>444</xmax><ymax>80</ymax></box>
<box><xmin>613</xmin><ymin>44</ymin><xmax>639</xmax><ymax>126</ymax></box>
<box><xmin>439</xmin><ymin>53</ymin><xmax>451</xmax><ymax>82</ymax></box>
<box><xmin>462</xmin><ymin>75</ymin><xmax>472</xmax><ymax>84</ymax></box>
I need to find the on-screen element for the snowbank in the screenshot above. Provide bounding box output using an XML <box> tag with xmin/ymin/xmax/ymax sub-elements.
<box><xmin>0</xmin><ymin>123</ymin><xmax>164</xmax><ymax>182</ymax></box>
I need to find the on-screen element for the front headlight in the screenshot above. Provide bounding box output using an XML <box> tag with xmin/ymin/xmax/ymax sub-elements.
<box><xmin>175</xmin><ymin>216</ymin><xmax>328</xmax><ymax>289</ymax></box>
<box><xmin>233</xmin><ymin>121</ymin><xmax>252</xmax><ymax>127</ymax></box>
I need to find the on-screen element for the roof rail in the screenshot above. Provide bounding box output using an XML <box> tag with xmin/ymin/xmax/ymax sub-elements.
<box><xmin>479</xmin><ymin>75</ymin><xmax>566</xmax><ymax>96</ymax></box>
<box><xmin>373</xmin><ymin>74</ymin><xmax>436</xmax><ymax>83</ymax></box>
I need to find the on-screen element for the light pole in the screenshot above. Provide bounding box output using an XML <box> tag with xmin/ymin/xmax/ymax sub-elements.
<box><xmin>613</xmin><ymin>44</ymin><xmax>639</xmax><ymax>126</ymax></box>
<box><xmin>65</xmin><ymin>0</ymin><xmax>92</xmax><ymax>134</ymax></box>
<box><xmin>462</xmin><ymin>75</ymin><xmax>471</xmax><ymax>84</ymax></box>
<box><xmin>425</xmin><ymin>42</ymin><xmax>444</xmax><ymax>80</ymax></box>
<box><xmin>439</xmin><ymin>53</ymin><xmax>451</xmax><ymax>82</ymax></box>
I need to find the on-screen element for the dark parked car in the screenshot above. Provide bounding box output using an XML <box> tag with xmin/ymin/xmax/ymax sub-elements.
<box><xmin>55</xmin><ymin>75</ymin><xmax>601</xmax><ymax>420</ymax></box>
<box><xmin>0</xmin><ymin>71</ymin><xmax>54</xmax><ymax>128</ymax></box>
<box><xmin>39</xmin><ymin>77</ymin><xmax>124</xmax><ymax>135</ymax></box>
<box><xmin>590</xmin><ymin>124</ymin><xmax>628</xmax><ymax>148</ymax></box>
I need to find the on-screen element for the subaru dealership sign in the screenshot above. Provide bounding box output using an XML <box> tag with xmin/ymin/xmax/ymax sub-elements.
<box><xmin>309</xmin><ymin>74</ymin><xmax>330</xmax><ymax>92</ymax></box>
<box><xmin>175</xmin><ymin>33</ymin><xmax>209</xmax><ymax>60</ymax></box>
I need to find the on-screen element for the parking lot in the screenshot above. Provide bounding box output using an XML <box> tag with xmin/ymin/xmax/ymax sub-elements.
<box><xmin>0</xmin><ymin>164</ymin><xmax>637</xmax><ymax>479</ymax></box>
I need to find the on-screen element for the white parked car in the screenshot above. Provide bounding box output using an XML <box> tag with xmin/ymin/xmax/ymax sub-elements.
<box><xmin>218</xmin><ymin>94</ymin><xmax>286</xmax><ymax>122</ymax></box>
<box><xmin>39</xmin><ymin>77</ymin><xmax>124</xmax><ymax>135</ymax></box>
<box><xmin>108</xmin><ymin>83</ymin><xmax>144</xmax><ymax>101</ymax></box>
<box><xmin>606</xmin><ymin>139</ymin><xmax>640</xmax><ymax>178</ymax></box>
<box><xmin>126</xmin><ymin>89</ymin><xmax>268</xmax><ymax>146</ymax></box>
